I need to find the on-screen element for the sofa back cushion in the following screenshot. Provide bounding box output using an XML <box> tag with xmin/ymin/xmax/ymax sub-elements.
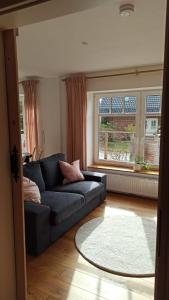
<box><xmin>59</xmin><ymin>160</ymin><xmax>84</xmax><ymax>184</ymax></box>
<box><xmin>40</xmin><ymin>153</ymin><xmax>65</xmax><ymax>189</ymax></box>
<box><xmin>23</xmin><ymin>161</ymin><xmax>45</xmax><ymax>192</ymax></box>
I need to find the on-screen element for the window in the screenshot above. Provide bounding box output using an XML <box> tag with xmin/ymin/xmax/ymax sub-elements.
<box><xmin>19</xmin><ymin>93</ymin><xmax>27</xmax><ymax>153</ymax></box>
<box><xmin>151</xmin><ymin>120</ymin><xmax>157</xmax><ymax>129</ymax></box>
<box><xmin>144</xmin><ymin>94</ymin><xmax>161</xmax><ymax>166</ymax></box>
<box><xmin>94</xmin><ymin>89</ymin><xmax>162</xmax><ymax>169</ymax></box>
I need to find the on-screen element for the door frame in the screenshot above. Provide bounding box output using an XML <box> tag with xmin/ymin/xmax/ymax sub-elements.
<box><xmin>154</xmin><ymin>1</ymin><xmax>169</xmax><ymax>299</ymax></box>
<box><xmin>1</xmin><ymin>0</ymin><xmax>169</xmax><ymax>299</ymax></box>
<box><xmin>3</xmin><ymin>29</ymin><xmax>27</xmax><ymax>300</ymax></box>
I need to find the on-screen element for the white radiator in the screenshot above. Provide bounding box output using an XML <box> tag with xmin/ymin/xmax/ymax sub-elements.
<box><xmin>107</xmin><ymin>173</ymin><xmax>158</xmax><ymax>198</ymax></box>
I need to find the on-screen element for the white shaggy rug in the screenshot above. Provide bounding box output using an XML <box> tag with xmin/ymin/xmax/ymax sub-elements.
<box><xmin>75</xmin><ymin>216</ymin><xmax>156</xmax><ymax>277</ymax></box>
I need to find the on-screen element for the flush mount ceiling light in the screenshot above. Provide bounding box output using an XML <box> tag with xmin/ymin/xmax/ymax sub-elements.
<box><xmin>119</xmin><ymin>3</ymin><xmax>134</xmax><ymax>17</ymax></box>
<box><xmin>82</xmin><ymin>41</ymin><xmax>88</xmax><ymax>46</ymax></box>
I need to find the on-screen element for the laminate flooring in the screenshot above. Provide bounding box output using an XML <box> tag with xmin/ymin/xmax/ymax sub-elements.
<box><xmin>27</xmin><ymin>192</ymin><xmax>157</xmax><ymax>300</ymax></box>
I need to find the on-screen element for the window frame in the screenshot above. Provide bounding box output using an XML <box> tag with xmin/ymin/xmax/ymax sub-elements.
<box><xmin>94</xmin><ymin>88</ymin><xmax>162</xmax><ymax>170</ymax></box>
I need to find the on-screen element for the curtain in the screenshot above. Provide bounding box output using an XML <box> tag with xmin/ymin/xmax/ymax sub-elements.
<box><xmin>65</xmin><ymin>74</ymin><xmax>87</xmax><ymax>170</ymax></box>
<box><xmin>22</xmin><ymin>80</ymin><xmax>39</xmax><ymax>155</ymax></box>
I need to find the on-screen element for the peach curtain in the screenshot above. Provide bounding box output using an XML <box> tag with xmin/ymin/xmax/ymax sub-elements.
<box><xmin>65</xmin><ymin>74</ymin><xmax>87</xmax><ymax>170</ymax></box>
<box><xmin>22</xmin><ymin>80</ymin><xmax>39</xmax><ymax>155</ymax></box>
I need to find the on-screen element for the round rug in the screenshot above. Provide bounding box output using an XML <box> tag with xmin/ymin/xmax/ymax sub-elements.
<box><xmin>75</xmin><ymin>216</ymin><xmax>156</xmax><ymax>277</ymax></box>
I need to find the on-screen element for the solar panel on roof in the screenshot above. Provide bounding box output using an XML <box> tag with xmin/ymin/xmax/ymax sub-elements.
<box><xmin>124</xmin><ymin>96</ymin><xmax>136</xmax><ymax>113</ymax></box>
<box><xmin>146</xmin><ymin>95</ymin><xmax>160</xmax><ymax>113</ymax></box>
<box><xmin>99</xmin><ymin>96</ymin><xmax>136</xmax><ymax>114</ymax></box>
<box><xmin>99</xmin><ymin>98</ymin><xmax>111</xmax><ymax>113</ymax></box>
<box><xmin>111</xmin><ymin>97</ymin><xmax>123</xmax><ymax>113</ymax></box>
<box><xmin>99</xmin><ymin>95</ymin><xmax>161</xmax><ymax>114</ymax></box>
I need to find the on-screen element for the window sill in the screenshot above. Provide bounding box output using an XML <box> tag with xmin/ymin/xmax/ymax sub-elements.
<box><xmin>88</xmin><ymin>164</ymin><xmax>159</xmax><ymax>178</ymax></box>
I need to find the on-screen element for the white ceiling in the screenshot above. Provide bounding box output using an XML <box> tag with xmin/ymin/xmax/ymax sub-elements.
<box><xmin>17</xmin><ymin>0</ymin><xmax>167</xmax><ymax>78</ymax></box>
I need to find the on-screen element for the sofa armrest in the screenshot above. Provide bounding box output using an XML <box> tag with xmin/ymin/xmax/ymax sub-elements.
<box><xmin>82</xmin><ymin>171</ymin><xmax>107</xmax><ymax>200</ymax></box>
<box><xmin>82</xmin><ymin>170</ymin><xmax>106</xmax><ymax>183</ymax></box>
<box><xmin>24</xmin><ymin>201</ymin><xmax>51</xmax><ymax>255</ymax></box>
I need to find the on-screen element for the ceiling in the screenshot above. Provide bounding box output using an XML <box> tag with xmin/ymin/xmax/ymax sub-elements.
<box><xmin>17</xmin><ymin>0</ymin><xmax>167</xmax><ymax>78</ymax></box>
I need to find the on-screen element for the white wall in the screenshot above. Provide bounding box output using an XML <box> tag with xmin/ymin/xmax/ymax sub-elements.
<box><xmin>60</xmin><ymin>65</ymin><xmax>163</xmax><ymax>165</ymax></box>
<box><xmin>38</xmin><ymin>78</ymin><xmax>61</xmax><ymax>157</ymax></box>
<box><xmin>87</xmin><ymin>67</ymin><xmax>163</xmax><ymax>92</ymax></box>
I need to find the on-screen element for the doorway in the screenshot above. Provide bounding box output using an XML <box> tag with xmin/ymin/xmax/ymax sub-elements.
<box><xmin>0</xmin><ymin>0</ymin><xmax>168</xmax><ymax>299</ymax></box>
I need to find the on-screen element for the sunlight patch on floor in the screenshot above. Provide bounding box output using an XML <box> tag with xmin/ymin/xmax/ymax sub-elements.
<box><xmin>65</xmin><ymin>262</ymin><xmax>154</xmax><ymax>300</ymax></box>
<box><xmin>104</xmin><ymin>206</ymin><xmax>136</xmax><ymax>217</ymax></box>
<box><xmin>65</xmin><ymin>271</ymin><xmax>154</xmax><ymax>300</ymax></box>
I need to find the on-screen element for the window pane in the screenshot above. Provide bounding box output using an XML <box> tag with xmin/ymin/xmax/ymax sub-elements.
<box><xmin>99</xmin><ymin>96</ymin><xmax>136</xmax><ymax>115</ymax></box>
<box><xmin>144</xmin><ymin>116</ymin><xmax>161</xmax><ymax>165</ymax></box>
<box><xmin>144</xmin><ymin>94</ymin><xmax>161</xmax><ymax>166</ymax></box>
<box><xmin>98</xmin><ymin>115</ymin><xmax>136</xmax><ymax>162</ymax></box>
<box><xmin>19</xmin><ymin>100</ymin><xmax>24</xmax><ymax>133</ymax></box>
<box><xmin>19</xmin><ymin>94</ymin><xmax>27</xmax><ymax>153</ymax></box>
<box><xmin>98</xmin><ymin>132</ymin><xmax>135</xmax><ymax>162</ymax></box>
<box><xmin>99</xmin><ymin>116</ymin><xmax>136</xmax><ymax>132</ymax></box>
<box><xmin>145</xmin><ymin>95</ymin><xmax>161</xmax><ymax>113</ymax></box>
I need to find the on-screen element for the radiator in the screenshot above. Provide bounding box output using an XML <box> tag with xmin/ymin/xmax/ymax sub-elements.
<box><xmin>107</xmin><ymin>173</ymin><xmax>158</xmax><ymax>198</ymax></box>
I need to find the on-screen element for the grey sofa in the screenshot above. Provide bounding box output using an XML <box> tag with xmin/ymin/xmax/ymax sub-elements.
<box><xmin>23</xmin><ymin>153</ymin><xmax>107</xmax><ymax>255</ymax></box>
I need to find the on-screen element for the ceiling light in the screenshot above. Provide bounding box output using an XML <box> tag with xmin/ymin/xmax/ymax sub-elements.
<box><xmin>119</xmin><ymin>3</ymin><xmax>134</xmax><ymax>17</ymax></box>
<box><xmin>82</xmin><ymin>41</ymin><xmax>88</xmax><ymax>45</ymax></box>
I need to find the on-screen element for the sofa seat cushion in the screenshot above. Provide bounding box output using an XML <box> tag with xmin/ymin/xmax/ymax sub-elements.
<box><xmin>41</xmin><ymin>191</ymin><xmax>85</xmax><ymax>225</ymax></box>
<box><xmin>52</xmin><ymin>181</ymin><xmax>104</xmax><ymax>203</ymax></box>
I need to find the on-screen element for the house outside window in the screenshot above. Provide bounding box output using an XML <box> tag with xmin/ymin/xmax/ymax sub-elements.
<box><xmin>94</xmin><ymin>89</ymin><xmax>161</xmax><ymax>170</ymax></box>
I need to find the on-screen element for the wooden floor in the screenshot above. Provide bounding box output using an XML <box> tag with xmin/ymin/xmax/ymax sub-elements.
<box><xmin>27</xmin><ymin>192</ymin><xmax>157</xmax><ymax>300</ymax></box>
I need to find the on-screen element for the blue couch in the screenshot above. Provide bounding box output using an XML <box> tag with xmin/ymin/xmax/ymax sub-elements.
<box><xmin>23</xmin><ymin>153</ymin><xmax>107</xmax><ymax>255</ymax></box>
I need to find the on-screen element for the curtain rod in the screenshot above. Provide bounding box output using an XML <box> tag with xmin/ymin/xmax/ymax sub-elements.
<box><xmin>18</xmin><ymin>79</ymin><xmax>39</xmax><ymax>84</ymax></box>
<box><xmin>62</xmin><ymin>68</ymin><xmax>163</xmax><ymax>81</ymax></box>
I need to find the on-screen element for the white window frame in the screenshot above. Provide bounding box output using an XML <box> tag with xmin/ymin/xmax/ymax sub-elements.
<box><xmin>94</xmin><ymin>88</ymin><xmax>162</xmax><ymax>169</ymax></box>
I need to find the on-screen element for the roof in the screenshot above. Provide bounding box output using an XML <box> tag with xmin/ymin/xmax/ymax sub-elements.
<box><xmin>99</xmin><ymin>95</ymin><xmax>161</xmax><ymax>114</ymax></box>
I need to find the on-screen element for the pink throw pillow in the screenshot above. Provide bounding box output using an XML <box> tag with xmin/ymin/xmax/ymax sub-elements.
<box><xmin>23</xmin><ymin>177</ymin><xmax>41</xmax><ymax>203</ymax></box>
<box><xmin>59</xmin><ymin>160</ymin><xmax>84</xmax><ymax>184</ymax></box>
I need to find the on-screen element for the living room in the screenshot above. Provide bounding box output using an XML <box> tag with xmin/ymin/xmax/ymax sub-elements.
<box><xmin>17</xmin><ymin>0</ymin><xmax>165</xmax><ymax>199</ymax></box>
<box><xmin>17</xmin><ymin>3</ymin><xmax>165</xmax><ymax>299</ymax></box>
<box><xmin>16</xmin><ymin>1</ymin><xmax>165</xmax><ymax>299</ymax></box>
<box><xmin>0</xmin><ymin>0</ymin><xmax>167</xmax><ymax>300</ymax></box>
